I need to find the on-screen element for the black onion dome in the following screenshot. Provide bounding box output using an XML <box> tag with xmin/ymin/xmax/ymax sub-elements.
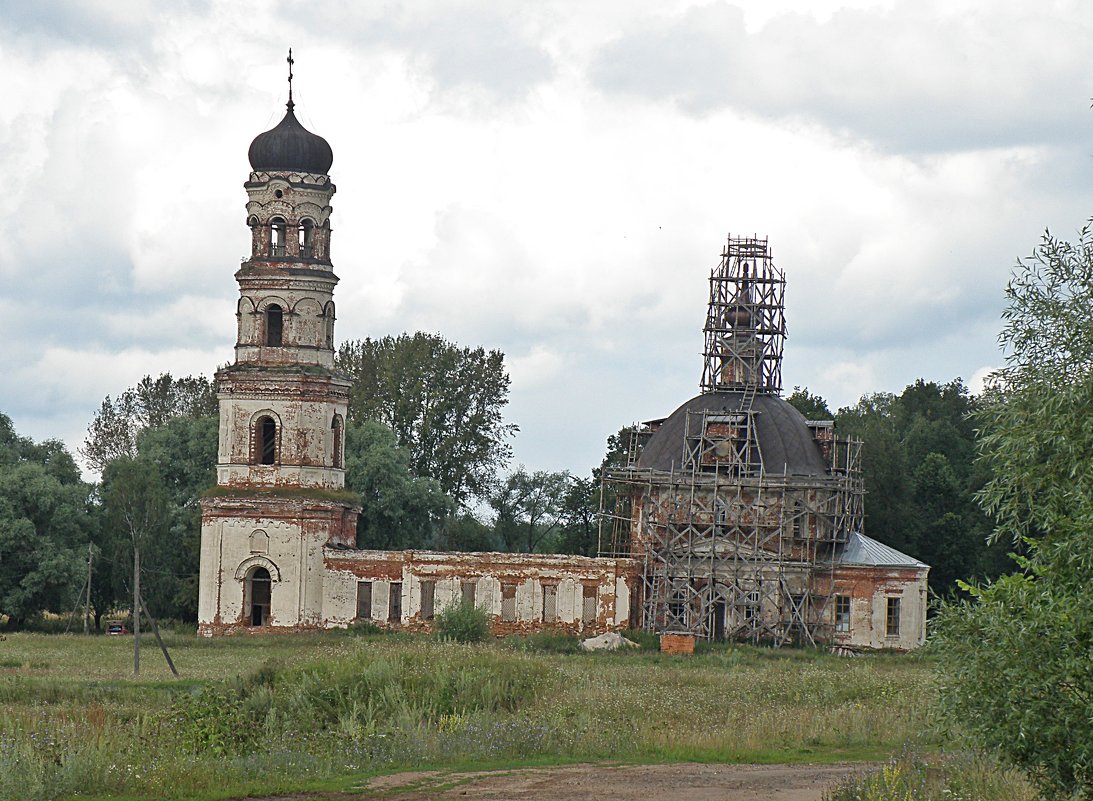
<box><xmin>248</xmin><ymin>105</ymin><xmax>333</xmax><ymax>175</ymax></box>
<box><xmin>637</xmin><ymin>391</ymin><xmax>828</xmax><ymax>476</ymax></box>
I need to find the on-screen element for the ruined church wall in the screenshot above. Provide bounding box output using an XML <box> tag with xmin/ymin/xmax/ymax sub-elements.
<box><xmin>321</xmin><ymin>549</ymin><xmax>641</xmax><ymax>636</ymax></box>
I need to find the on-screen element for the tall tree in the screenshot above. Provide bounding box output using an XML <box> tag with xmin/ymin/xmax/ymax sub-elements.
<box><xmin>336</xmin><ymin>334</ymin><xmax>517</xmax><ymax>508</ymax></box>
<box><xmin>935</xmin><ymin>223</ymin><xmax>1093</xmax><ymax>799</ymax></box>
<box><xmin>344</xmin><ymin>420</ymin><xmax>452</xmax><ymax>550</ymax></box>
<box><xmin>133</xmin><ymin>415</ymin><xmax>219</xmax><ymax>619</ymax></box>
<box><xmin>786</xmin><ymin>386</ymin><xmax>833</xmax><ymax>419</ymax></box>
<box><xmin>490</xmin><ymin>468</ymin><xmax>571</xmax><ymax>553</ymax></box>
<box><xmin>0</xmin><ymin>414</ymin><xmax>91</xmax><ymax>629</ymax></box>
<box><xmin>81</xmin><ymin>374</ymin><xmax>216</xmax><ymax>472</ymax></box>
<box><xmin>836</xmin><ymin>382</ymin><xmax>1001</xmax><ymax>596</ymax></box>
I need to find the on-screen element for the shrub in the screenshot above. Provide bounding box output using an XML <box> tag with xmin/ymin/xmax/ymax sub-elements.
<box><xmin>434</xmin><ymin>599</ymin><xmax>490</xmax><ymax>644</ymax></box>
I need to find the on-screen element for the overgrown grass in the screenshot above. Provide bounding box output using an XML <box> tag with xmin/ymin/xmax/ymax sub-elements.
<box><xmin>0</xmin><ymin>631</ymin><xmax>1007</xmax><ymax>801</ymax></box>
<box><xmin>823</xmin><ymin>750</ymin><xmax>1037</xmax><ymax>801</ymax></box>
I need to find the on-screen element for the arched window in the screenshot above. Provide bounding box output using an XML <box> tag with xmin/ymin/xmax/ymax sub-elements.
<box><xmin>265</xmin><ymin>304</ymin><xmax>283</xmax><ymax>347</ymax></box>
<box><xmin>324</xmin><ymin>302</ymin><xmax>335</xmax><ymax>348</ymax></box>
<box><xmin>270</xmin><ymin>217</ymin><xmax>287</xmax><ymax>256</ymax></box>
<box><xmin>256</xmin><ymin>416</ymin><xmax>277</xmax><ymax>465</ymax></box>
<box><xmin>246</xmin><ymin>566</ymin><xmax>272</xmax><ymax>626</ymax></box>
<box><xmin>332</xmin><ymin>414</ymin><xmax>344</xmax><ymax>469</ymax></box>
<box><xmin>248</xmin><ymin>215</ymin><xmax>261</xmax><ymax>258</ymax></box>
<box><xmin>298</xmin><ymin>219</ymin><xmax>314</xmax><ymax>258</ymax></box>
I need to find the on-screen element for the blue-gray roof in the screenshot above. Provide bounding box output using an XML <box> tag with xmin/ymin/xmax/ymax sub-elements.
<box><xmin>836</xmin><ymin>532</ymin><xmax>928</xmax><ymax>568</ymax></box>
<box><xmin>636</xmin><ymin>391</ymin><xmax>828</xmax><ymax>476</ymax></box>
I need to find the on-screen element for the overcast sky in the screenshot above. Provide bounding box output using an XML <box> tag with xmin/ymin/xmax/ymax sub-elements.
<box><xmin>2</xmin><ymin>0</ymin><xmax>1092</xmax><ymax>480</ymax></box>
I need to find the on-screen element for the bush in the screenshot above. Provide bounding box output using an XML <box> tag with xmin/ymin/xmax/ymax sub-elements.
<box><xmin>434</xmin><ymin>599</ymin><xmax>490</xmax><ymax>643</ymax></box>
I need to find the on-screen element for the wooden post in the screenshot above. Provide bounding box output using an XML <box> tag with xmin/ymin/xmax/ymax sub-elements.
<box><xmin>139</xmin><ymin>594</ymin><xmax>178</xmax><ymax>677</ymax></box>
<box><xmin>133</xmin><ymin>544</ymin><xmax>140</xmax><ymax>676</ymax></box>
<box><xmin>83</xmin><ymin>543</ymin><xmax>93</xmax><ymax>635</ymax></box>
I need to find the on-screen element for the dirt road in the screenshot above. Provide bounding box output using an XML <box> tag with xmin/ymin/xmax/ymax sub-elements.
<box><xmin>334</xmin><ymin>762</ymin><xmax>866</xmax><ymax>800</ymax></box>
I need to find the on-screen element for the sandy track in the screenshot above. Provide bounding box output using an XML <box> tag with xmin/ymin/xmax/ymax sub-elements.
<box><xmin>256</xmin><ymin>762</ymin><xmax>867</xmax><ymax>800</ymax></box>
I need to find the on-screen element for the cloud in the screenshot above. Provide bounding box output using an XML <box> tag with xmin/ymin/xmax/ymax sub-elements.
<box><xmin>590</xmin><ymin>0</ymin><xmax>1093</xmax><ymax>153</ymax></box>
<box><xmin>306</xmin><ymin>2</ymin><xmax>555</xmax><ymax>103</ymax></box>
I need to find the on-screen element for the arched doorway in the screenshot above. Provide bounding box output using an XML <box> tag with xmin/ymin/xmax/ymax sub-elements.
<box><xmin>246</xmin><ymin>567</ymin><xmax>272</xmax><ymax>626</ymax></box>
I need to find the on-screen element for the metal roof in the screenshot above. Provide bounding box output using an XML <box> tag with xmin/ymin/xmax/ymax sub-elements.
<box><xmin>836</xmin><ymin>531</ymin><xmax>928</xmax><ymax>568</ymax></box>
<box><xmin>636</xmin><ymin>391</ymin><xmax>828</xmax><ymax>476</ymax></box>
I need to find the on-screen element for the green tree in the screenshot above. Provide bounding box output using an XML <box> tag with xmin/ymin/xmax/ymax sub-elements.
<box><xmin>935</xmin><ymin>224</ymin><xmax>1093</xmax><ymax>799</ymax></box>
<box><xmin>0</xmin><ymin>414</ymin><xmax>91</xmax><ymax>629</ymax></box>
<box><xmin>133</xmin><ymin>415</ymin><xmax>218</xmax><ymax>619</ymax></box>
<box><xmin>490</xmin><ymin>468</ymin><xmax>571</xmax><ymax>553</ymax></box>
<box><xmin>344</xmin><ymin>420</ymin><xmax>452</xmax><ymax>550</ymax></box>
<box><xmin>836</xmin><ymin>382</ymin><xmax>1001</xmax><ymax>596</ymax></box>
<box><xmin>336</xmin><ymin>334</ymin><xmax>517</xmax><ymax>508</ymax></box>
<box><xmin>786</xmin><ymin>386</ymin><xmax>833</xmax><ymax>419</ymax></box>
<box><xmin>81</xmin><ymin>374</ymin><xmax>216</xmax><ymax>472</ymax></box>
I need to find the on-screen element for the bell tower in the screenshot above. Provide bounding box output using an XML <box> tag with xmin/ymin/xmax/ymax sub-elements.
<box><xmin>198</xmin><ymin>52</ymin><xmax>360</xmax><ymax>635</ymax></box>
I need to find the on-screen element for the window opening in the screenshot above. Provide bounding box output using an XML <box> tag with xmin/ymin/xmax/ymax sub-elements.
<box><xmin>419</xmin><ymin>580</ymin><xmax>435</xmax><ymax>621</ymax></box>
<box><xmin>257</xmin><ymin>417</ymin><xmax>277</xmax><ymax>465</ymax></box>
<box><xmin>356</xmin><ymin>581</ymin><xmax>372</xmax><ymax>620</ymax></box>
<box><xmin>501</xmin><ymin>582</ymin><xmax>517</xmax><ymax>622</ymax></box>
<box><xmin>835</xmin><ymin>596</ymin><xmax>851</xmax><ymax>633</ymax></box>
<box><xmin>270</xmin><ymin>217</ymin><xmax>287</xmax><ymax>256</ymax></box>
<box><xmin>389</xmin><ymin>582</ymin><xmax>402</xmax><ymax>623</ymax></box>
<box><xmin>582</xmin><ymin>584</ymin><xmax>597</xmax><ymax>624</ymax></box>
<box><xmin>299</xmin><ymin>219</ymin><xmax>314</xmax><ymax>258</ymax></box>
<box><xmin>332</xmin><ymin>415</ymin><xmax>344</xmax><ymax>469</ymax></box>
<box><xmin>886</xmin><ymin>597</ymin><xmax>901</xmax><ymax>637</ymax></box>
<box><xmin>248</xmin><ymin>567</ymin><xmax>271</xmax><ymax>627</ymax></box>
<box><xmin>265</xmin><ymin>304</ymin><xmax>283</xmax><ymax>347</ymax></box>
<box><xmin>461</xmin><ymin>580</ymin><xmax>476</xmax><ymax>605</ymax></box>
<box><xmin>542</xmin><ymin>583</ymin><xmax>558</xmax><ymax>623</ymax></box>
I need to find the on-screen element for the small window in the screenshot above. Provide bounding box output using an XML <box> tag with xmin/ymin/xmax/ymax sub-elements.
<box><xmin>582</xmin><ymin>584</ymin><xmax>597</xmax><ymax>624</ymax></box>
<box><xmin>501</xmin><ymin>582</ymin><xmax>517</xmax><ymax>622</ymax></box>
<box><xmin>257</xmin><ymin>416</ymin><xmax>277</xmax><ymax>465</ymax></box>
<box><xmin>299</xmin><ymin>219</ymin><xmax>314</xmax><ymax>258</ymax></box>
<box><xmin>270</xmin><ymin>217</ymin><xmax>287</xmax><ymax>256</ymax></box>
<box><xmin>835</xmin><ymin>595</ymin><xmax>851</xmax><ymax>633</ymax></box>
<box><xmin>419</xmin><ymin>580</ymin><xmax>435</xmax><ymax>621</ymax></box>
<box><xmin>324</xmin><ymin>303</ymin><xmax>335</xmax><ymax>349</ymax></box>
<box><xmin>742</xmin><ymin>591</ymin><xmax>759</xmax><ymax>623</ymax></box>
<box><xmin>356</xmin><ymin>581</ymin><xmax>372</xmax><ymax>620</ymax></box>
<box><xmin>461</xmin><ymin>580</ymin><xmax>476</xmax><ymax>605</ymax></box>
<box><xmin>542</xmin><ymin>583</ymin><xmax>557</xmax><ymax>623</ymax></box>
<box><xmin>332</xmin><ymin>415</ymin><xmax>344</xmax><ymax>469</ymax></box>
<box><xmin>667</xmin><ymin>587</ymin><xmax>687</xmax><ymax>628</ymax></box>
<box><xmin>389</xmin><ymin>582</ymin><xmax>402</xmax><ymax>623</ymax></box>
<box><xmin>886</xmin><ymin>597</ymin><xmax>901</xmax><ymax>638</ymax></box>
<box><xmin>265</xmin><ymin>304</ymin><xmax>283</xmax><ymax>347</ymax></box>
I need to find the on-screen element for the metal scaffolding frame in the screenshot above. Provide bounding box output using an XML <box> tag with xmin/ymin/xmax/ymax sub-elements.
<box><xmin>599</xmin><ymin>235</ymin><xmax>864</xmax><ymax>646</ymax></box>
<box><xmin>702</xmin><ymin>235</ymin><xmax>786</xmax><ymax>395</ymax></box>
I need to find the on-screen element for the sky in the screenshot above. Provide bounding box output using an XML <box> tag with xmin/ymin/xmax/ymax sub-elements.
<box><xmin>2</xmin><ymin>0</ymin><xmax>1092</xmax><ymax>481</ymax></box>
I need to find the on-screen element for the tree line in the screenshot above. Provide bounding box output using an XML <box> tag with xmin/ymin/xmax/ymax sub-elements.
<box><xmin>2</xmin><ymin>359</ymin><xmax>1015</xmax><ymax>630</ymax></box>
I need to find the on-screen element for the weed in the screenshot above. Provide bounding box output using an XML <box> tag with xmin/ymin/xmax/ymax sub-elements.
<box><xmin>433</xmin><ymin>599</ymin><xmax>490</xmax><ymax>643</ymax></box>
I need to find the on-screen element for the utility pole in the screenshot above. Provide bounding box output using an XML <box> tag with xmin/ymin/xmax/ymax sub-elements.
<box><xmin>133</xmin><ymin>543</ymin><xmax>140</xmax><ymax>676</ymax></box>
<box><xmin>83</xmin><ymin>543</ymin><xmax>93</xmax><ymax>635</ymax></box>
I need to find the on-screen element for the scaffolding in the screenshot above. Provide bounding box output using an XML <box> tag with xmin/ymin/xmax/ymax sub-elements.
<box><xmin>599</xmin><ymin>236</ymin><xmax>864</xmax><ymax>646</ymax></box>
<box><xmin>701</xmin><ymin>235</ymin><xmax>786</xmax><ymax>394</ymax></box>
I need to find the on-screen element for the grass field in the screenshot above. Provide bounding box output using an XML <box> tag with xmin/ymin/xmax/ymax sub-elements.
<box><xmin>0</xmin><ymin>629</ymin><xmax>1030</xmax><ymax>801</ymax></box>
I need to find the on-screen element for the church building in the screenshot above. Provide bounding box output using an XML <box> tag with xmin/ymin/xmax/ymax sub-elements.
<box><xmin>198</xmin><ymin>64</ymin><xmax>927</xmax><ymax>650</ymax></box>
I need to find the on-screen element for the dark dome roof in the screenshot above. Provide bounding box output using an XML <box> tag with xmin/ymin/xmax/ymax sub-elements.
<box><xmin>637</xmin><ymin>391</ymin><xmax>828</xmax><ymax>476</ymax></box>
<box><xmin>248</xmin><ymin>105</ymin><xmax>333</xmax><ymax>175</ymax></box>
